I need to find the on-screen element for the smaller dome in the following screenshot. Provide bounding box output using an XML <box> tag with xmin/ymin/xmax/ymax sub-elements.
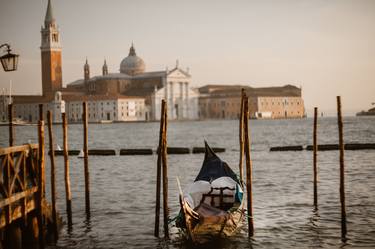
<box><xmin>120</xmin><ymin>44</ymin><xmax>145</xmax><ymax>76</ymax></box>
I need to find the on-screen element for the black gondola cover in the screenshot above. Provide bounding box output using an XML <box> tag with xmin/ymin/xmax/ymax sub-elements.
<box><xmin>194</xmin><ymin>141</ymin><xmax>239</xmax><ymax>184</ymax></box>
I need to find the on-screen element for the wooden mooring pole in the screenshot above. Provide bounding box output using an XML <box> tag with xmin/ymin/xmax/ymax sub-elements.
<box><xmin>39</xmin><ymin>104</ymin><xmax>45</xmax><ymax>196</ymax></box>
<box><xmin>162</xmin><ymin>102</ymin><xmax>169</xmax><ymax>239</ymax></box>
<box><xmin>239</xmin><ymin>89</ymin><xmax>245</xmax><ymax>183</ymax></box>
<box><xmin>39</xmin><ymin>104</ymin><xmax>44</xmax><ymax>122</ymax></box>
<box><xmin>154</xmin><ymin>100</ymin><xmax>169</xmax><ymax>238</ymax></box>
<box><xmin>62</xmin><ymin>113</ymin><xmax>73</xmax><ymax>228</ymax></box>
<box><xmin>37</xmin><ymin>118</ymin><xmax>45</xmax><ymax>249</ymax></box>
<box><xmin>337</xmin><ymin>96</ymin><xmax>347</xmax><ymax>239</ymax></box>
<box><xmin>154</xmin><ymin>100</ymin><xmax>165</xmax><ymax>237</ymax></box>
<box><xmin>243</xmin><ymin>97</ymin><xmax>254</xmax><ymax>237</ymax></box>
<box><xmin>8</xmin><ymin>104</ymin><xmax>14</xmax><ymax>146</ymax></box>
<box><xmin>313</xmin><ymin>107</ymin><xmax>318</xmax><ymax>209</ymax></box>
<box><xmin>47</xmin><ymin>111</ymin><xmax>58</xmax><ymax>241</ymax></box>
<box><xmin>82</xmin><ymin>102</ymin><xmax>90</xmax><ymax>217</ymax></box>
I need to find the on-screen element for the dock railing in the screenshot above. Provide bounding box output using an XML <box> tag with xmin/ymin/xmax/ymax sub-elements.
<box><xmin>0</xmin><ymin>144</ymin><xmax>40</xmax><ymax>228</ymax></box>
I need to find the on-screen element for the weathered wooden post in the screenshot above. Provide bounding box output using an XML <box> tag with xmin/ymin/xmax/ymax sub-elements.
<box><xmin>154</xmin><ymin>100</ymin><xmax>166</xmax><ymax>237</ymax></box>
<box><xmin>62</xmin><ymin>113</ymin><xmax>73</xmax><ymax>228</ymax></box>
<box><xmin>243</xmin><ymin>97</ymin><xmax>254</xmax><ymax>237</ymax></box>
<box><xmin>4</xmin><ymin>224</ymin><xmax>22</xmax><ymax>249</ymax></box>
<box><xmin>82</xmin><ymin>102</ymin><xmax>90</xmax><ymax>216</ymax></box>
<box><xmin>337</xmin><ymin>96</ymin><xmax>347</xmax><ymax>239</ymax></box>
<box><xmin>239</xmin><ymin>89</ymin><xmax>245</xmax><ymax>183</ymax></box>
<box><xmin>313</xmin><ymin>107</ymin><xmax>318</xmax><ymax>209</ymax></box>
<box><xmin>162</xmin><ymin>102</ymin><xmax>169</xmax><ymax>239</ymax></box>
<box><xmin>8</xmin><ymin>104</ymin><xmax>14</xmax><ymax>146</ymax></box>
<box><xmin>37</xmin><ymin>118</ymin><xmax>45</xmax><ymax>249</ymax></box>
<box><xmin>47</xmin><ymin>111</ymin><xmax>58</xmax><ymax>241</ymax></box>
<box><xmin>39</xmin><ymin>104</ymin><xmax>46</xmax><ymax>196</ymax></box>
<box><xmin>39</xmin><ymin>104</ymin><xmax>44</xmax><ymax>122</ymax></box>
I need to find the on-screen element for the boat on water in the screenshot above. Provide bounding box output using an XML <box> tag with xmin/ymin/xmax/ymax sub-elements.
<box><xmin>176</xmin><ymin>141</ymin><xmax>245</xmax><ymax>243</ymax></box>
<box><xmin>78</xmin><ymin>149</ymin><xmax>84</xmax><ymax>158</ymax></box>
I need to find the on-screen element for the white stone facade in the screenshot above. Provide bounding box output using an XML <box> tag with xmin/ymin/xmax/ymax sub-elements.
<box><xmin>67</xmin><ymin>97</ymin><xmax>145</xmax><ymax>122</ymax></box>
<box><xmin>151</xmin><ymin>68</ymin><xmax>199</xmax><ymax>120</ymax></box>
<box><xmin>11</xmin><ymin>91</ymin><xmax>65</xmax><ymax>123</ymax></box>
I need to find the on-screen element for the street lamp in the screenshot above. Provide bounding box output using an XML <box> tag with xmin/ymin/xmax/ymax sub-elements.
<box><xmin>0</xmin><ymin>43</ymin><xmax>19</xmax><ymax>72</ymax></box>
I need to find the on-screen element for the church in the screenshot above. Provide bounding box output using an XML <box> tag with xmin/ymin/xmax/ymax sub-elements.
<box><xmin>8</xmin><ymin>0</ymin><xmax>199</xmax><ymax>123</ymax></box>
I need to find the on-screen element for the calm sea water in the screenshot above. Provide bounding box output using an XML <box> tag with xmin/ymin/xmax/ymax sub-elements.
<box><xmin>1</xmin><ymin>117</ymin><xmax>375</xmax><ymax>248</ymax></box>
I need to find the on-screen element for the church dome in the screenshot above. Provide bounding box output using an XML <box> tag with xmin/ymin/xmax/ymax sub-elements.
<box><xmin>120</xmin><ymin>44</ymin><xmax>145</xmax><ymax>76</ymax></box>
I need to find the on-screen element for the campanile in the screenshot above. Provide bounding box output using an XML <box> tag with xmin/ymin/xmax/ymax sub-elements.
<box><xmin>40</xmin><ymin>0</ymin><xmax>62</xmax><ymax>96</ymax></box>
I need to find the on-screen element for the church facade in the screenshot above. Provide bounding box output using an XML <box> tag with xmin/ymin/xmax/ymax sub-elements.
<box><xmin>7</xmin><ymin>0</ymin><xmax>198</xmax><ymax>123</ymax></box>
<box><xmin>64</xmin><ymin>49</ymin><xmax>199</xmax><ymax>122</ymax></box>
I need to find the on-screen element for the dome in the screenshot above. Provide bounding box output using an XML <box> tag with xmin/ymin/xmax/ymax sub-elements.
<box><xmin>120</xmin><ymin>44</ymin><xmax>145</xmax><ymax>76</ymax></box>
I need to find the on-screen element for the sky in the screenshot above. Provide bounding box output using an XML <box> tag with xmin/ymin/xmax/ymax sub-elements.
<box><xmin>0</xmin><ymin>0</ymin><xmax>374</xmax><ymax>116</ymax></box>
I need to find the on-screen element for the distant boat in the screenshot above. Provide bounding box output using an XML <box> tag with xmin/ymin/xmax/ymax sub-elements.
<box><xmin>99</xmin><ymin>120</ymin><xmax>113</xmax><ymax>124</ymax></box>
<box><xmin>56</xmin><ymin>144</ymin><xmax>62</xmax><ymax>151</ymax></box>
<box><xmin>78</xmin><ymin>149</ymin><xmax>84</xmax><ymax>158</ymax></box>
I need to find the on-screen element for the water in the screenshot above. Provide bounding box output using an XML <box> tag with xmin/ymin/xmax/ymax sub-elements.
<box><xmin>1</xmin><ymin>117</ymin><xmax>375</xmax><ymax>248</ymax></box>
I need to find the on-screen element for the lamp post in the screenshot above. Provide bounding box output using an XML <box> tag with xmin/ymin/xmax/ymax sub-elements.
<box><xmin>0</xmin><ymin>43</ymin><xmax>19</xmax><ymax>72</ymax></box>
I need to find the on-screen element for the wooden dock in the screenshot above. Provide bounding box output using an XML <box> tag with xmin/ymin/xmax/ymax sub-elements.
<box><xmin>0</xmin><ymin>144</ymin><xmax>40</xmax><ymax>229</ymax></box>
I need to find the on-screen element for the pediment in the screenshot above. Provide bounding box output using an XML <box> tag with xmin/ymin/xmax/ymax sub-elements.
<box><xmin>167</xmin><ymin>68</ymin><xmax>191</xmax><ymax>79</ymax></box>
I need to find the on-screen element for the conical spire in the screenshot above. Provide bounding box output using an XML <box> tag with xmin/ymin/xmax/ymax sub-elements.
<box><xmin>44</xmin><ymin>0</ymin><xmax>55</xmax><ymax>27</ymax></box>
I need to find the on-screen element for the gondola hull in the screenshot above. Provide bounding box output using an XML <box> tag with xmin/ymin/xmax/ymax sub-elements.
<box><xmin>177</xmin><ymin>141</ymin><xmax>245</xmax><ymax>243</ymax></box>
<box><xmin>179</xmin><ymin>192</ymin><xmax>245</xmax><ymax>243</ymax></box>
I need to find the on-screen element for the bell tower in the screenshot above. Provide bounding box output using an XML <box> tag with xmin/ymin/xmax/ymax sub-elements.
<box><xmin>102</xmin><ymin>59</ymin><xmax>108</xmax><ymax>76</ymax></box>
<box><xmin>41</xmin><ymin>0</ymin><xmax>62</xmax><ymax>96</ymax></box>
<box><xmin>84</xmin><ymin>58</ymin><xmax>90</xmax><ymax>80</ymax></box>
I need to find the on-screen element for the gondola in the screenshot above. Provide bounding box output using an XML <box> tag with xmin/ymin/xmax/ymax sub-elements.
<box><xmin>176</xmin><ymin>141</ymin><xmax>245</xmax><ymax>243</ymax></box>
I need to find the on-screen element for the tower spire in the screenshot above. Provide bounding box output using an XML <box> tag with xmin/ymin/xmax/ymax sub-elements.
<box><xmin>84</xmin><ymin>58</ymin><xmax>90</xmax><ymax>81</ymax></box>
<box><xmin>41</xmin><ymin>0</ymin><xmax>62</xmax><ymax>96</ymax></box>
<box><xmin>44</xmin><ymin>0</ymin><xmax>55</xmax><ymax>27</ymax></box>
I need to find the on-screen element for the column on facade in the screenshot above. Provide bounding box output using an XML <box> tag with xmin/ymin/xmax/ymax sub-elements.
<box><xmin>184</xmin><ymin>82</ymin><xmax>189</xmax><ymax>119</ymax></box>
<box><xmin>179</xmin><ymin>82</ymin><xmax>184</xmax><ymax>119</ymax></box>
<box><xmin>169</xmin><ymin>82</ymin><xmax>174</xmax><ymax>119</ymax></box>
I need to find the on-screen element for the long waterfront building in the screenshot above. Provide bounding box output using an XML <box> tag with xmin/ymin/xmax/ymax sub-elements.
<box><xmin>198</xmin><ymin>84</ymin><xmax>305</xmax><ymax>119</ymax></box>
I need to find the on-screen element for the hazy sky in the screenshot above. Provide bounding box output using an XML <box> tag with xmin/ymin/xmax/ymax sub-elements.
<box><xmin>1</xmin><ymin>0</ymin><xmax>374</xmax><ymax>115</ymax></box>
